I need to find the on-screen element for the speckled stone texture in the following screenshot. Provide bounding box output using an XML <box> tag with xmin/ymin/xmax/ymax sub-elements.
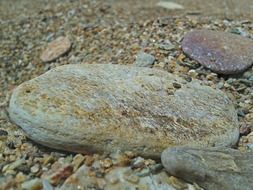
<box><xmin>161</xmin><ymin>147</ymin><xmax>253</xmax><ymax>190</ymax></box>
<box><xmin>182</xmin><ymin>30</ymin><xmax>253</xmax><ymax>74</ymax></box>
<box><xmin>8</xmin><ymin>64</ymin><xmax>239</xmax><ymax>158</ymax></box>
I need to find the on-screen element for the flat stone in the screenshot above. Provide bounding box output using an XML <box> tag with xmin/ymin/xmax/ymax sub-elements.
<box><xmin>133</xmin><ymin>52</ymin><xmax>155</xmax><ymax>67</ymax></box>
<box><xmin>40</xmin><ymin>36</ymin><xmax>72</xmax><ymax>63</ymax></box>
<box><xmin>182</xmin><ymin>30</ymin><xmax>253</xmax><ymax>74</ymax></box>
<box><xmin>161</xmin><ymin>147</ymin><xmax>253</xmax><ymax>190</ymax></box>
<box><xmin>155</xmin><ymin>40</ymin><xmax>175</xmax><ymax>51</ymax></box>
<box><xmin>8</xmin><ymin>64</ymin><xmax>239</xmax><ymax>158</ymax></box>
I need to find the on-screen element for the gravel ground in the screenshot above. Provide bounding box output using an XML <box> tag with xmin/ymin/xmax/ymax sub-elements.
<box><xmin>0</xmin><ymin>0</ymin><xmax>253</xmax><ymax>189</ymax></box>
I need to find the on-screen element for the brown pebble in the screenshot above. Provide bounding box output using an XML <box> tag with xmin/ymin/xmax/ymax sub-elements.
<box><xmin>15</xmin><ymin>172</ymin><xmax>26</xmax><ymax>183</ymax></box>
<box><xmin>49</xmin><ymin>164</ymin><xmax>73</xmax><ymax>185</ymax></box>
<box><xmin>84</xmin><ymin>155</ymin><xmax>95</xmax><ymax>167</ymax></box>
<box><xmin>43</xmin><ymin>154</ymin><xmax>55</xmax><ymax>165</ymax></box>
<box><xmin>40</xmin><ymin>36</ymin><xmax>72</xmax><ymax>63</ymax></box>
<box><xmin>115</xmin><ymin>154</ymin><xmax>131</xmax><ymax>167</ymax></box>
<box><xmin>124</xmin><ymin>151</ymin><xmax>136</xmax><ymax>159</ymax></box>
<box><xmin>182</xmin><ymin>30</ymin><xmax>253</xmax><ymax>74</ymax></box>
<box><xmin>239</xmin><ymin>124</ymin><xmax>251</xmax><ymax>136</ymax></box>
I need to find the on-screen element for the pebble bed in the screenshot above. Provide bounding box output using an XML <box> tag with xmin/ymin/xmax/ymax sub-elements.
<box><xmin>1</xmin><ymin>0</ymin><xmax>253</xmax><ymax>189</ymax></box>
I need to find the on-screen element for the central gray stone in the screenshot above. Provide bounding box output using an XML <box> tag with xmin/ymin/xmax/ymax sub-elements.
<box><xmin>8</xmin><ymin>64</ymin><xmax>239</xmax><ymax>158</ymax></box>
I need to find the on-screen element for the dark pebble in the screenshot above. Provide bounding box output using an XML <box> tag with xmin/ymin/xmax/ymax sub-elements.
<box><xmin>0</xmin><ymin>129</ymin><xmax>8</xmax><ymax>136</ymax></box>
<box><xmin>6</xmin><ymin>141</ymin><xmax>15</xmax><ymax>149</ymax></box>
<box><xmin>182</xmin><ymin>30</ymin><xmax>253</xmax><ymax>74</ymax></box>
<box><xmin>95</xmin><ymin>171</ymin><xmax>105</xmax><ymax>178</ymax></box>
<box><xmin>17</xmin><ymin>164</ymin><xmax>31</xmax><ymax>175</ymax></box>
<box><xmin>172</xmin><ymin>82</ymin><xmax>182</xmax><ymax>89</ymax></box>
<box><xmin>237</xmin><ymin>109</ymin><xmax>245</xmax><ymax>117</ymax></box>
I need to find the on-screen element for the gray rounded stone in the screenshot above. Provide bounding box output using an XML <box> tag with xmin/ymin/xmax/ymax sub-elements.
<box><xmin>133</xmin><ymin>52</ymin><xmax>155</xmax><ymax>67</ymax></box>
<box><xmin>182</xmin><ymin>30</ymin><xmax>253</xmax><ymax>74</ymax></box>
<box><xmin>8</xmin><ymin>64</ymin><xmax>239</xmax><ymax>158</ymax></box>
<box><xmin>161</xmin><ymin>147</ymin><xmax>253</xmax><ymax>190</ymax></box>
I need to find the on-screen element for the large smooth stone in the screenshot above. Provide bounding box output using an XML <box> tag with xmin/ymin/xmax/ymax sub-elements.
<box><xmin>161</xmin><ymin>147</ymin><xmax>253</xmax><ymax>190</ymax></box>
<box><xmin>8</xmin><ymin>64</ymin><xmax>239</xmax><ymax>158</ymax></box>
<box><xmin>182</xmin><ymin>30</ymin><xmax>253</xmax><ymax>74</ymax></box>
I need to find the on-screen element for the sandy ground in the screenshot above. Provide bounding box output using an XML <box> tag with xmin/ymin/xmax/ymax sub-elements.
<box><xmin>1</xmin><ymin>0</ymin><xmax>253</xmax><ymax>22</ymax></box>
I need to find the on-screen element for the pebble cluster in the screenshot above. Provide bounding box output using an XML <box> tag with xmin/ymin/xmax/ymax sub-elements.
<box><xmin>1</xmin><ymin>0</ymin><xmax>253</xmax><ymax>190</ymax></box>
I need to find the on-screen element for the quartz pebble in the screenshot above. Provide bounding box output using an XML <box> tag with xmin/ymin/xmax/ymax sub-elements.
<box><xmin>30</xmin><ymin>164</ymin><xmax>40</xmax><ymax>174</ymax></box>
<box><xmin>9</xmin><ymin>64</ymin><xmax>239</xmax><ymax>158</ymax></box>
<box><xmin>40</xmin><ymin>36</ymin><xmax>72</xmax><ymax>63</ymax></box>
<box><xmin>182</xmin><ymin>30</ymin><xmax>253</xmax><ymax>74</ymax></box>
<box><xmin>131</xmin><ymin>157</ymin><xmax>145</xmax><ymax>169</ymax></box>
<box><xmin>156</xmin><ymin>1</ymin><xmax>184</xmax><ymax>10</ymax></box>
<box><xmin>100</xmin><ymin>158</ymin><xmax>113</xmax><ymax>169</ymax></box>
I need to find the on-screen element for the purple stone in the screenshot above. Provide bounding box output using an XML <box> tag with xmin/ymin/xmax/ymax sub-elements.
<box><xmin>182</xmin><ymin>30</ymin><xmax>253</xmax><ymax>74</ymax></box>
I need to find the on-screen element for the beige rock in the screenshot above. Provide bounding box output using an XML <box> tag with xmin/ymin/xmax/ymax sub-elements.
<box><xmin>40</xmin><ymin>36</ymin><xmax>71</xmax><ymax>63</ymax></box>
<box><xmin>71</xmin><ymin>154</ymin><xmax>85</xmax><ymax>171</ymax></box>
<box><xmin>8</xmin><ymin>64</ymin><xmax>239</xmax><ymax>158</ymax></box>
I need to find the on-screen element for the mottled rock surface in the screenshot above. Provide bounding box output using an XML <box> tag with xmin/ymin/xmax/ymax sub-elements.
<box><xmin>182</xmin><ymin>30</ymin><xmax>253</xmax><ymax>74</ymax></box>
<box><xmin>161</xmin><ymin>147</ymin><xmax>253</xmax><ymax>190</ymax></box>
<box><xmin>9</xmin><ymin>64</ymin><xmax>239</xmax><ymax>158</ymax></box>
<box><xmin>133</xmin><ymin>52</ymin><xmax>155</xmax><ymax>67</ymax></box>
<box><xmin>40</xmin><ymin>36</ymin><xmax>71</xmax><ymax>63</ymax></box>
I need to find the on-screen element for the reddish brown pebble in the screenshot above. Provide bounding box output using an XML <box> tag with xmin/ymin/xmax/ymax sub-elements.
<box><xmin>48</xmin><ymin>165</ymin><xmax>73</xmax><ymax>185</ymax></box>
<box><xmin>40</xmin><ymin>36</ymin><xmax>72</xmax><ymax>63</ymax></box>
<box><xmin>239</xmin><ymin>124</ymin><xmax>251</xmax><ymax>136</ymax></box>
<box><xmin>182</xmin><ymin>30</ymin><xmax>253</xmax><ymax>74</ymax></box>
